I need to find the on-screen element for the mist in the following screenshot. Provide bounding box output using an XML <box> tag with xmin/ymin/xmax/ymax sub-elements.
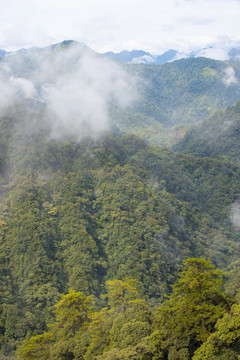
<box><xmin>222</xmin><ymin>66</ymin><xmax>239</xmax><ymax>87</ymax></box>
<box><xmin>0</xmin><ymin>42</ymin><xmax>139</xmax><ymax>139</ymax></box>
<box><xmin>0</xmin><ymin>65</ymin><xmax>36</xmax><ymax>115</ymax></box>
<box><xmin>230</xmin><ymin>201</ymin><xmax>240</xmax><ymax>229</ymax></box>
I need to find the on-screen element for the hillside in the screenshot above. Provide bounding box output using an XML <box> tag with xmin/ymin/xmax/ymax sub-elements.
<box><xmin>174</xmin><ymin>101</ymin><xmax>240</xmax><ymax>162</ymax></box>
<box><xmin>0</xmin><ymin>105</ymin><xmax>240</xmax><ymax>358</ymax></box>
<box><xmin>1</xmin><ymin>42</ymin><xmax>240</xmax><ymax>359</ymax></box>
<box><xmin>1</xmin><ymin>42</ymin><xmax>240</xmax><ymax>146</ymax></box>
<box><xmin>111</xmin><ymin>57</ymin><xmax>240</xmax><ymax>145</ymax></box>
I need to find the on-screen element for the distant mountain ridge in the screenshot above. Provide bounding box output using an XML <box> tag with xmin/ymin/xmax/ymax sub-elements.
<box><xmin>1</xmin><ymin>40</ymin><xmax>240</xmax><ymax>147</ymax></box>
<box><xmin>103</xmin><ymin>39</ymin><xmax>240</xmax><ymax>64</ymax></box>
<box><xmin>1</xmin><ymin>39</ymin><xmax>240</xmax><ymax>64</ymax></box>
<box><xmin>104</xmin><ymin>45</ymin><xmax>240</xmax><ymax>64</ymax></box>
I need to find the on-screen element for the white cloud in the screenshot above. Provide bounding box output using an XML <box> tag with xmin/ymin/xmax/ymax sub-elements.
<box><xmin>0</xmin><ymin>0</ymin><xmax>240</xmax><ymax>53</ymax></box>
<box><xmin>222</xmin><ymin>67</ymin><xmax>239</xmax><ymax>86</ymax></box>
<box><xmin>9</xmin><ymin>76</ymin><xmax>35</xmax><ymax>98</ymax></box>
<box><xmin>130</xmin><ymin>55</ymin><xmax>155</xmax><ymax>64</ymax></box>
<box><xmin>0</xmin><ymin>64</ymin><xmax>35</xmax><ymax>114</ymax></box>
<box><xmin>41</xmin><ymin>50</ymin><xmax>138</xmax><ymax>139</ymax></box>
<box><xmin>170</xmin><ymin>52</ymin><xmax>188</xmax><ymax>61</ymax></box>
<box><xmin>230</xmin><ymin>202</ymin><xmax>240</xmax><ymax>228</ymax></box>
<box><xmin>196</xmin><ymin>48</ymin><xmax>230</xmax><ymax>61</ymax></box>
<box><xmin>0</xmin><ymin>43</ymin><xmax>139</xmax><ymax>139</ymax></box>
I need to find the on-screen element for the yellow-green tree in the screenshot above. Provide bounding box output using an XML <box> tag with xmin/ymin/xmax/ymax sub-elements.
<box><xmin>155</xmin><ymin>258</ymin><xmax>229</xmax><ymax>359</ymax></box>
<box><xmin>193</xmin><ymin>303</ymin><xmax>240</xmax><ymax>360</ymax></box>
<box><xmin>17</xmin><ymin>290</ymin><xmax>93</xmax><ymax>360</ymax></box>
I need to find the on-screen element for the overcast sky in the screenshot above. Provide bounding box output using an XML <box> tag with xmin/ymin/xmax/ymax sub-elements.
<box><xmin>0</xmin><ymin>0</ymin><xmax>240</xmax><ymax>54</ymax></box>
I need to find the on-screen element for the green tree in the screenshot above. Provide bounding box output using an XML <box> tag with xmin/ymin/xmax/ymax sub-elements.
<box><xmin>156</xmin><ymin>258</ymin><xmax>229</xmax><ymax>359</ymax></box>
<box><xmin>193</xmin><ymin>303</ymin><xmax>240</xmax><ymax>360</ymax></box>
<box><xmin>17</xmin><ymin>290</ymin><xmax>93</xmax><ymax>360</ymax></box>
<box><xmin>16</xmin><ymin>332</ymin><xmax>55</xmax><ymax>360</ymax></box>
<box><xmin>85</xmin><ymin>279</ymin><xmax>150</xmax><ymax>359</ymax></box>
<box><xmin>104</xmin><ymin>279</ymin><xmax>139</xmax><ymax>314</ymax></box>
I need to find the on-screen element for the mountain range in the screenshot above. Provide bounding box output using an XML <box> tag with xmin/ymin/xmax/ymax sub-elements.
<box><xmin>104</xmin><ymin>45</ymin><xmax>240</xmax><ymax>64</ymax></box>
<box><xmin>1</xmin><ymin>39</ymin><xmax>240</xmax><ymax>64</ymax></box>
<box><xmin>1</xmin><ymin>40</ymin><xmax>240</xmax><ymax>148</ymax></box>
<box><xmin>1</xmin><ymin>39</ymin><xmax>240</xmax><ymax>359</ymax></box>
<box><xmin>104</xmin><ymin>40</ymin><xmax>240</xmax><ymax>64</ymax></box>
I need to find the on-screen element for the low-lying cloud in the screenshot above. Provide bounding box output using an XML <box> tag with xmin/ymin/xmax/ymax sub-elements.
<box><xmin>230</xmin><ymin>201</ymin><xmax>240</xmax><ymax>229</ymax></box>
<box><xmin>0</xmin><ymin>42</ymin><xmax>139</xmax><ymax>139</ymax></box>
<box><xmin>222</xmin><ymin>66</ymin><xmax>239</xmax><ymax>86</ymax></box>
<box><xmin>0</xmin><ymin>66</ymin><xmax>36</xmax><ymax>113</ymax></box>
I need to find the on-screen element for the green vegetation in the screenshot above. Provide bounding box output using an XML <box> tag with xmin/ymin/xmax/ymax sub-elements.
<box><xmin>111</xmin><ymin>58</ymin><xmax>240</xmax><ymax>145</ymax></box>
<box><xmin>16</xmin><ymin>259</ymin><xmax>239</xmax><ymax>359</ymax></box>
<box><xmin>0</xmin><ymin>105</ymin><xmax>239</xmax><ymax>358</ymax></box>
<box><xmin>174</xmin><ymin>100</ymin><xmax>240</xmax><ymax>162</ymax></box>
<box><xmin>1</xmin><ymin>53</ymin><xmax>240</xmax><ymax>358</ymax></box>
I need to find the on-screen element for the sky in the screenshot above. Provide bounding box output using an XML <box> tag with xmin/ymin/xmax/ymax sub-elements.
<box><xmin>0</xmin><ymin>0</ymin><xmax>240</xmax><ymax>54</ymax></box>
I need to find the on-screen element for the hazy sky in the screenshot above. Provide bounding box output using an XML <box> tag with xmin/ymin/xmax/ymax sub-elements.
<box><xmin>0</xmin><ymin>0</ymin><xmax>240</xmax><ymax>53</ymax></box>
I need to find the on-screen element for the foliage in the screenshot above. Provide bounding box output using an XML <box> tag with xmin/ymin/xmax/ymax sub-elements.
<box><xmin>0</xmin><ymin>102</ymin><xmax>240</xmax><ymax>357</ymax></box>
<box><xmin>193</xmin><ymin>303</ymin><xmax>240</xmax><ymax>360</ymax></box>
<box><xmin>17</xmin><ymin>290</ymin><xmax>93</xmax><ymax>360</ymax></box>
<box><xmin>17</xmin><ymin>259</ymin><xmax>238</xmax><ymax>360</ymax></box>
<box><xmin>154</xmin><ymin>258</ymin><xmax>229</xmax><ymax>359</ymax></box>
<box><xmin>110</xmin><ymin>58</ymin><xmax>240</xmax><ymax>146</ymax></box>
<box><xmin>175</xmin><ymin>101</ymin><xmax>240</xmax><ymax>162</ymax></box>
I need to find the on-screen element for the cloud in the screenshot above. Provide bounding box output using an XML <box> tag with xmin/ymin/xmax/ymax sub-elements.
<box><xmin>0</xmin><ymin>43</ymin><xmax>139</xmax><ymax>139</ymax></box>
<box><xmin>222</xmin><ymin>67</ymin><xmax>239</xmax><ymax>86</ymax></box>
<box><xmin>40</xmin><ymin>46</ymin><xmax>139</xmax><ymax>139</ymax></box>
<box><xmin>0</xmin><ymin>0</ymin><xmax>240</xmax><ymax>54</ymax></box>
<box><xmin>130</xmin><ymin>55</ymin><xmax>155</xmax><ymax>64</ymax></box>
<box><xmin>0</xmin><ymin>64</ymin><xmax>36</xmax><ymax>115</ymax></box>
<box><xmin>196</xmin><ymin>47</ymin><xmax>230</xmax><ymax>60</ymax></box>
<box><xmin>230</xmin><ymin>201</ymin><xmax>240</xmax><ymax>228</ymax></box>
<box><xmin>179</xmin><ymin>16</ymin><xmax>214</xmax><ymax>26</ymax></box>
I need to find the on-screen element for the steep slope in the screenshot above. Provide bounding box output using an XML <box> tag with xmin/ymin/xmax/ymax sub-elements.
<box><xmin>174</xmin><ymin>101</ymin><xmax>240</xmax><ymax>162</ymax></box>
<box><xmin>111</xmin><ymin>57</ymin><xmax>240</xmax><ymax>145</ymax></box>
<box><xmin>127</xmin><ymin>58</ymin><xmax>240</xmax><ymax>126</ymax></box>
<box><xmin>1</xmin><ymin>42</ymin><xmax>240</xmax><ymax>357</ymax></box>
<box><xmin>1</xmin><ymin>106</ymin><xmax>240</xmax><ymax>355</ymax></box>
<box><xmin>1</xmin><ymin>42</ymin><xmax>240</xmax><ymax>146</ymax></box>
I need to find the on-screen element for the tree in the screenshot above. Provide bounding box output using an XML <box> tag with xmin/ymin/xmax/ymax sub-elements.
<box><xmin>156</xmin><ymin>258</ymin><xmax>229</xmax><ymax>359</ymax></box>
<box><xmin>85</xmin><ymin>279</ymin><xmax>150</xmax><ymax>359</ymax></box>
<box><xmin>193</xmin><ymin>303</ymin><xmax>240</xmax><ymax>360</ymax></box>
<box><xmin>17</xmin><ymin>290</ymin><xmax>93</xmax><ymax>360</ymax></box>
<box><xmin>104</xmin><ymin>279</ymin><xmax>139</xmax><ymax>314</ymax></box>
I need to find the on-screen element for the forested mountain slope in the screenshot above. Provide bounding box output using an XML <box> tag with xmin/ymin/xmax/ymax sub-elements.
<box><xmin>112</xmin><ymin>57</ymin><xmax>240</xmax><ymax>145</ymax></box>
<box><xmin>174</xmin><ymin>100</ymin><xmax>240</xmax><ymax>162</ymax></box>
<box><xmin>0</xmin><ymin>106</ymin><xmax>240</xmax><ymax>358</ymax></box>
<box><xmin>1</xmin><ymin>41</ymin><xmax>240</xmax><ymax>145</ymax></box>
<box><xmin>0</xmin><ymin>42</ymin><xmax>240</xmax><ymax>359</ymax></box>
<box><xmin>128</xmin><ymin>58</ymin><xmax>240</xmax><ymax>126</ymax></box>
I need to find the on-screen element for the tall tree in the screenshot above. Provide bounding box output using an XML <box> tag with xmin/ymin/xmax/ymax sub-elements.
<box><xmin>156</xmin><ymin>258</ymin><xmax>229</xmax><ymax>359</ymax></box>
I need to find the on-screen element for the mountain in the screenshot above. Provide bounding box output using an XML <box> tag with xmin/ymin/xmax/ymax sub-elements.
<box><xmin>1</xmin><ymin>40</ymin><xmax>240</xmax><ymax>359</ymax></box>
<box><xmin>103</xmin><ymin>49</ymin><xmax>155</xmax><ymax>64</ymax></box>
<box><xmin>1</xmin><ymin>107</ymin><xmax>240</xmax><ymax>356</ymax></box>
<box><xmin>229</xmin><ymin>47</ymin><xmax>240</xmax><ymax>61</ymax></box>
<box><xmin>112</xmin><ymin>57</ymin><xmax>240</xmax><ymax>146</ymax></box>
<box><xmin>1</xmin><ymin>41</ymin><xmax>240</xmax><ymax>147</ymax></box>
<box><xmin>154</xmin><ymin>49</ymin><xmax>182</xmax><ymax>64</ymax></box>
<box><xmin>0</xmin><ymin>49</ymin><xmax>7</xmax><ymax>57</ymax></box>
<box><xmin>1</xmin><ymin>39</ymin><xmax>240</xmax><ymax>64</ymax></box>
<box><xmin>103</xmin><ymin>41</ymin><xmax>240</xmax><ymax>64</ymax></box>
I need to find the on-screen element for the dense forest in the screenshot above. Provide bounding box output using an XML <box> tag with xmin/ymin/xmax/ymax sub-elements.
<box><xmin>112</xmin><ymin>57</ymin><xmax>240</xmax><ymax>145</ymax></box>
<box><xmin>174</xmin><ymin>100</ymin><xmax>240</xmax><ymax>162</ymax></box>
<box><xmin>0</xmin><ymin>42</ymin><xmax>240</xmax><ymax>359</ymax></box>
